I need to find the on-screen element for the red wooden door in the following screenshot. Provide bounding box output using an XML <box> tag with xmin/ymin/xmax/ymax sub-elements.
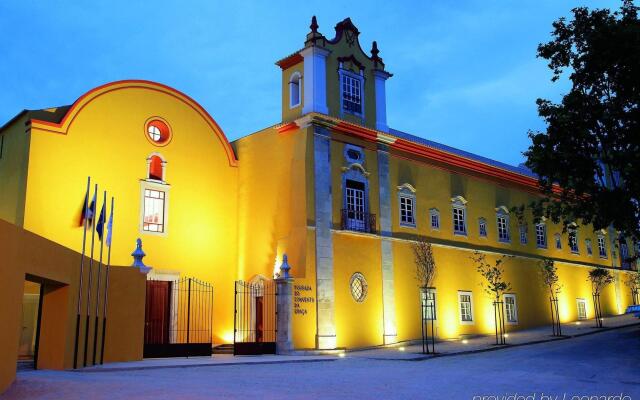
<box><xmin>145</xmin><ymin>281</ymin><xmax>171</xmax><ymax>344</ymax></box>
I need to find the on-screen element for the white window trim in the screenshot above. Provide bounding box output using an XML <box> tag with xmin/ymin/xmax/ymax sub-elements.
<box><xmin>495</xmin><ymin>206</ymin><xmax>510</xmax><ymax>243</ymax></box>
<box><xmin>429</xmin><ymin>208</ymin><xmax>440</xmax><ymax>231</ymax></box>
<box><xmin>569</xmin><ymin>227</ymin><xmax>579</xmax><ymax>254</ymax></box>
<box><xmin>139</xmin><ymin>180</ymin><xmax>170</xmax><ymax>236</ymax></box>
<box><xmin>458</xmin><ymin>291</ymin><xmax>474</xmax><ymax>325</ymax></box>
<box><xmin>421</xmin><ymin>287</ymin><xmax>437</xmax><ymax>322</ymax></box>
<box><xmin>519</xmin><ymin>224</ymin><xmax>528</xmax><ymax>245</ymax></box>
<box><xmin>555</xmin><ymin>233</ymin><xmax>562</xmax><ymax>250</ymax></box>
<box><xmin>504</xmin><ymin>293</ymin><xmax>518</xmax><ymax>325</ymax></box>
<box><xmin>576</xmin><ymin>298</ymin><xmax>588</xmax><ymax>320</ymax></box>
<box><xmin>597</xmin><ymin>234</ymin><xmax>608</xmax><ymax>258</ymax></box>
<box><xmin>478</xmin><ymin>217</ymin><xmax>487</xmax><ymax>238</ymax></box>
<box><xmin>338</xmin><ymin>66</ymin><xmax>365</xmax><ymax>119</ymax></box>
<box><xmin>399</xmin><ymin>193</ymin><xmax>416</xmax><ymax>228</ymax></box>
<box><xmin>451</xmin><ymin>197</ymin><xmax>468</xmax><ymax>237</ymax></box>
<box><xmin>535</xmin><ymin>223</ymin><xmax>547</xmax><ymax>249</ymax></box>
<box><xmin>585</xmin><ymin>239</ymin><xmax>593</xmax><ymax>256</ymax></box>
<box><xmin>398</xmin><ymin>184</ymin><xmax>417</xmax><ymax>228</ymax></box>
<box><xmin>289</xmin><ymin>71</ymin><xmax>302</xmax><ymax>109</ymax></box>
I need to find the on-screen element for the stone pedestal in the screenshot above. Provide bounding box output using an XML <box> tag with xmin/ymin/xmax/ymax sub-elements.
<box><xmin>275</xmin><ymin>277</ymin><xmax>294</xmax><ymax>354</ymax></box>
<box><xmin>275</xmin><ymin>254</ymin><xmax>294</xmax><ymax>354</ymax></box>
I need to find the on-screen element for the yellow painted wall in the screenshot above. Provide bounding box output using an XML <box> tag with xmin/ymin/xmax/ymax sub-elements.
<box><xmin>323</xmin><ymin>134</ymin><xmax>634</xmax><ymax>348</ymax></box>
<box><xmin>23</xmin><ymin>82</ymin><xmax>239</xmax><ymax>345</ymax></box>
<box><xmin>392</xmin><ymin>239</ymin><xmax>632</xmax><ymax>342</ymax></box>
<box><xmin>233</xmin><ymin>125</ymin><xmax>309</xmax><ymax>283</ymax></box>
<box><xmin>0</xmin><ymin>218</ymin><xmax>145</xmax><ymax>393</ymax></box>
<box><xmin>0</xmin><ymin>114</ymin><xmax>30</xmax><ymax>226</ymax></box>
<box><xmin>333</xmin><ymin>233</ymin><xmax>383</xmax><ymax>348</ymax></box>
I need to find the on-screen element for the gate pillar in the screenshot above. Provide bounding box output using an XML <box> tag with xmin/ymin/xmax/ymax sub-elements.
<box><xmin>275</xmin><ymin>255</ymin><xmax>294</xmax><ymax>354</ymax></box>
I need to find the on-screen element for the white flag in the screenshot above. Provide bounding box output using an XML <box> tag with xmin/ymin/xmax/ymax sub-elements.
<box><xmin>106</xmin><ymin>207</ymin><xmax>113</xmax><ymax>247</ymax></box>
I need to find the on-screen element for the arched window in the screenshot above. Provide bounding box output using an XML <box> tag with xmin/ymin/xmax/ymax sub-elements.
<box><xmin>451</xmin><ymin>196</ymin><xmax>468</xmax><ymax>235</ymax></box>
<box><xmin>495</xmin><ymin>206</ymin><xmax>510</xmax><ymax>243</ymax></box>
<box><xmin>149</xmin><ymin>155</ymin><xmax>164</xmax><ymax>181</ymax></box>
<box><xmin>289</xmin><ymin>72</ymin><xmax>301</xmax><ymax>108</ymax></box>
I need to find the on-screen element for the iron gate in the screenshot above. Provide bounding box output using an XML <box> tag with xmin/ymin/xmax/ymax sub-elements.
<box><xmin>233</xmin><ymin>280</ymin><xmax>277</xmax><ymax>355</ymax></box>
<box><xmin>144</xmin><ymin>277</ymin><xmax>214</xmax><ymax>358</ymax></box>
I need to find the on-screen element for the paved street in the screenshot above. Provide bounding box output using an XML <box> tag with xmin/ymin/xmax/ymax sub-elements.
<box><xmin>2</xmin><ymin>325</ymin><xmax>640</xmax><ymax>400</ymax></box>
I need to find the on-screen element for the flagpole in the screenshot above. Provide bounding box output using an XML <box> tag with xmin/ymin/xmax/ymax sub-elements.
<box><xmin>92</xmin><ymin>190</ymin><xmax>106</xmax><ymax>366</ymax></box>
<box><xmin>100</xmin><ymin>196</ymin><xmax>114</xmax><ymax>365</ymax></box>
<box><xmin>83</xmin><ymin>183</ymin><xmax>98</xmax><ymax>367</ymax></box>
<box><xmin>73</xmin><ymin>176</ymin><xmax>90</xmax><ymax>370</ymax></box>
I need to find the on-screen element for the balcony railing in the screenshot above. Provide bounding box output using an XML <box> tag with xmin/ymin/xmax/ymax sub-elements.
<box><xmin>341</xmin><ymin>209</ymin><xmax>376</xmax><ymax>234</ymax></box>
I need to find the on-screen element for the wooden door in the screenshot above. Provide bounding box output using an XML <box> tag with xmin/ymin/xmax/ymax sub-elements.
<box><xmin>145</xmin><ymin>281</ymin><xmax>171</xmax><ymax>344</ymax></box>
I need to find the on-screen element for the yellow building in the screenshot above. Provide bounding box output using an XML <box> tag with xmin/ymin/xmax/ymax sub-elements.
<box><xmin>1</xmin><ymin>16</ymin><xmax>638</xmax><ymax>367</ymax></box>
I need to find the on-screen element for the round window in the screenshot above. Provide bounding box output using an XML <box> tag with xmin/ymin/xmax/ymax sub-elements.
<box><xmin>346</xmin><ymin>149</ymin><xmax>361</xmax><ymax>161</ymax></box>
<box><xmin>145</xmin><ymin>119</ymin><xmax>171</xmax><ymax>146</ymax></box>
<box><xmin>350</xmin><ymin>273</ymin><xmax>367</xmax><ymax>302</ymax></box>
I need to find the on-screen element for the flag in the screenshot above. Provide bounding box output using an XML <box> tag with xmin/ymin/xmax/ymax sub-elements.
<box><xmin>106</xmin><ymin>205</ymin><xmax>113</xmax><ymax>247</ymax></box>
<box><xmin>87</xmin><ymin>192</ymin><xmax>96</xmax><ymax>226</ymax></box>
<box><xmin>96</xmin><ymin>202</ymin><xmax>106</xmax><ymax>241</ymax></box>
<box><xmin>78</xmin><ymin>190</ymin><xmax>89</xmax><ymax>227</ymax></box>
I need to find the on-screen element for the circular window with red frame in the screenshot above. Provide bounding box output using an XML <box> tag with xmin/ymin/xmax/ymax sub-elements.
<box><xmin>145</xmin><ymin>119</ymin><xmax>172</xmax><ymax>146</ymax></box>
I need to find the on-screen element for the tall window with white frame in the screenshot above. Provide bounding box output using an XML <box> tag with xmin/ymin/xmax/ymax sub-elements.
<box><xmin>577</xmin><ymin>298</ymin><xmax>587</xmax><ymax>320</ymax></box>
<box><xmin>452</xmin><ymin>197</ymin><xmax>467</xmax><ymax>236</ymax></box>
<box><xmin>569</xmin><ymin>228</ymin><xmax>579</xmax><ymax>254</ymax></box>
<box><xmin>478</xmin><ymin>218</ymin><xmax>487</xmax><ymax>238</ymax></box>
<box><xmin>504</xmin><ymin>294</ymin><xmax>518</xmax><ymax>324</ymax></box>
<box><xmin>620</xmin><ymin>237</ymin><xmax>631</xmax><ymax>269</ymax></box>
<box><xmin>429</xmin><ymin>208</ymin><xmax>440</xmax><ymax>230</ymax></box>
<box><xmin>340</xmin><ymin>67</ymin><xmax>364</xmax><ymax>116</ymax></box>
<box><xmin>141</xmin><ymin>154</ymin><xmax>169</xmax><ymax>234</ymax></box>
<box><xmin>536</xmin><ymin>223</ymin><xmax>547</xmax><ymax>248</ymax></box>
<box><xmin>289</xmin><ymin>72</ymin><xmax>301</xmax><ymax>108</ymax></box>
<box><xmin>519</xmin><ymin>224</ymin><xmax>528</xmax><ymax>245</ymax></box>
<box><xmin>597</xmin><ymin>235</ymin><xmax>607</xmax><ymax>258</ymax></box>
<box><xmin>496</xmin><ymin>207</ymin><xmax>510</xmax><ymax>243</ymax></box>
<box><xmin>345</xmin><ymin>179</ymin><xmax>366</xmax><ymax>231</ymax></box>
<box><xmin>421</xmin><ymin>288</ymin><xmax>437</xmax><ymax>321</ymax></box>
<box><xmin>399</xmin><ymin>194</ymin><xmax>415</xmax><ymax>227</ymax></box>
<box><xmin>143</xmin><ymin>189</ymin><xmax>166</xmax><ymax>233</ymax></box>
<box><xmin>458</xmin><ymin>291</ymin><xmax>474</xmax><ymax>324</ymax></box>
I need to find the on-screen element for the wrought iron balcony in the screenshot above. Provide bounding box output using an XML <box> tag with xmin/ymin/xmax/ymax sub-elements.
<box><xmin>341</xmin><ymin>209</ymin><xmax>376</xmax><ymax>234</ymax></box>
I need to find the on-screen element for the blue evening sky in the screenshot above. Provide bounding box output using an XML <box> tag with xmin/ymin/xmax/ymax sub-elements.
<box><xmin>0</xmin><ymin>1</ymin><xmax>619</xmax><ymax>166</ymax></box>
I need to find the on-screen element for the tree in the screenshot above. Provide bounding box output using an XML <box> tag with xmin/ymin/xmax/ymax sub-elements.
<box><xmin>472</xmin><ymin>252</ymin><xmax>512</xmax><ymax>301</ymax></box>
<box><xmin>588</xmin><ymin>267</ymin><xmax>614</xmax><ymax>327</ymax></box>
<box><xmin>539</xmin><ymin>258</ymin><xmax>562</xmax><ymax>301</ymax></box>
<box><xmin>539</xmin><ymin>258</ymin><xmax>563</xmax><ymax>335</ymax></box>
<box><xmin>413</xmin><ymin>237</ymin><xmax>436</xmax><ymax>289</ymax></box>
<box><xmin>523</xmin><ymin>1</ymin><xmax>640</xmax><ymax>245</ymax></box>
<box><xmin>624</xmin><ymin>270</ymin><xmax>640</xmax><ymax>304</ymax></box>
<box><xmin>412</xmin><ymin>237</ymin><xmax>437</xmax><ymax>353</ymax></box>
<box><xmin>589</xmin><ymin>267</ymin><xmax>615</xmax><ymax>296</ymax></box>
<box><xmin>471</xmin><ymin>251</ymin><xmax>512</xmax><ymax>344</ymax></box>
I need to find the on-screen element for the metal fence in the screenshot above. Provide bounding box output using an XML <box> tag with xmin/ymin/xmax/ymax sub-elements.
<box><xmin>234</xmin><ymin>280</ymin><xmax>278</xmax><ymax>355</ymax></box>
<box><xmin>341</xmin><ymin>209</ymin><xmax>376</xmax><ymax>234</ymax></box>
<box><xmin>144</xmin><ymin>277</ymin><xmax>214</xmax><ymax>358</ymax></box>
